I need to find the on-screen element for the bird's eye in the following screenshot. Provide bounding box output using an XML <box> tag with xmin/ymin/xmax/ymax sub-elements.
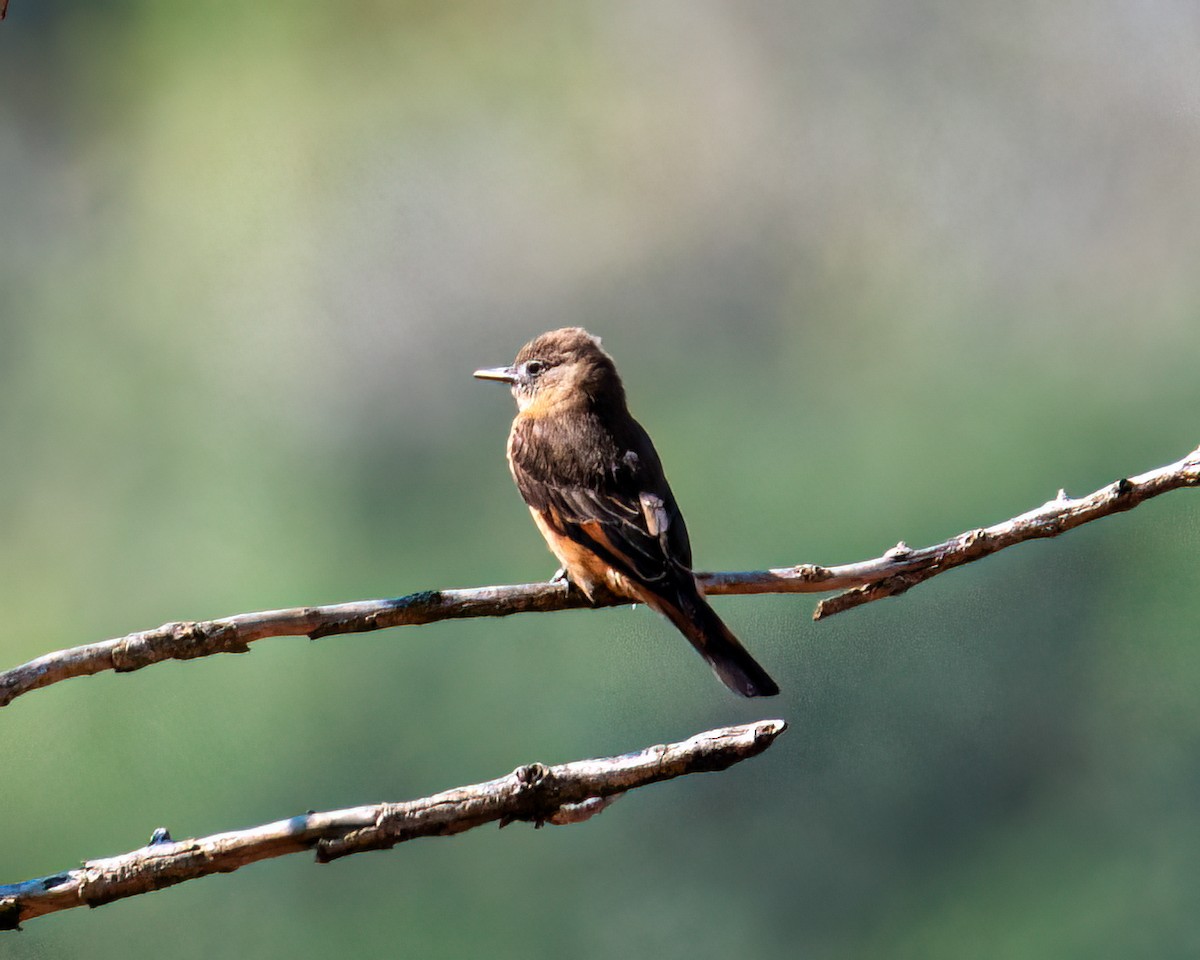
<box><xmin>524</xmin><ymin>360</ymin><xmax>546</xmax><ymax>377</ymax></box>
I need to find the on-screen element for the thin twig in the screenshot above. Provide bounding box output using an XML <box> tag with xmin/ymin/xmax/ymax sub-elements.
<box><xmin>1</xmin><ymin>444</ymin><xmax>1196</xmax><ymax>708</ymax></box>
<box><xmin>0</xmin><ymin>720</ymin><xmax>785</xmax><ymax>929</ymax></box>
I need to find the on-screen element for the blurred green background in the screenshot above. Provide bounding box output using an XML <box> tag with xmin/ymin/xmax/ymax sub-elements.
<box><xmin>2</xmin><ymin>1</ymin><xmax>1199</xmax><ymax>957</ymax></box>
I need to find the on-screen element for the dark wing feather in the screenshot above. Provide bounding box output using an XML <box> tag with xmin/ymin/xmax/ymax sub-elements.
<box><xmin>510</xmin><ymin>413</ymin><xmax>691</xmax><ymax>585</ymax></box>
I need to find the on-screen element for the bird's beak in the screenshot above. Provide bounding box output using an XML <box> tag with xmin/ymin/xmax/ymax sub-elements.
<box><xmin>473</xmin><ymin>365</ymin><xmax>518</xmax><ymax>384</ymax></box>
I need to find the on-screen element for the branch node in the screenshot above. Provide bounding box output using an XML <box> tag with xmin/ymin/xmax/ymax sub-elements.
<box><xmin>514</xmin><ymin>762</ymin><xmax>550</xmax><ymax>787</ymax></box>
<box><xmin>546</xmin><ymin>792</ymin><xmax>625</xmax><ymax>825</ymax></box>
<box><xmin>309</xmin><ymin>615</ymin><xmax>373</xmax><ymax>641</ymax></box>
<box><xmin>957</xmin><ymin>528</ymin><xmax>991</xmax><ymax>556</ymax></box>
<box><xmin>112</xmin><ymin>621</ymin><xmax>249</xmax><ymax>672</ymax></box>
<box><xmin>512</xmin><ymin>763</ymin><xmax>568</xmax><ymax>826</ymax></box>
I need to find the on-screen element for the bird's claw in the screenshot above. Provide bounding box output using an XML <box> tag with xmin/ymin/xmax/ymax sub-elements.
<box><xmin>550</xmin><ymin>567</ymin><xmax>574</xmax><ymax>595</ymax></box>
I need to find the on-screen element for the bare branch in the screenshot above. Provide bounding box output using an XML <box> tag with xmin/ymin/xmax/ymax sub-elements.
<box><xmin>0</xmin><ymin>720</ymin><xmax>785</xmax><ymax>929</ymax></box>
<box><xmin>809</xmin><ymin>443</ymin><xmax>1200</xmax><ymax>618</ymax></box>
<box><xmin>1</xmin><ymin>444</ymin><xmax>1197</xmax><ymax>708</ymax></box>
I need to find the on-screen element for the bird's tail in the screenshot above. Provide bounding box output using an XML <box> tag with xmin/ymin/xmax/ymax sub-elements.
<box><xmin>641</xmin><ymin>579</ymin><xmax>779</xmax><ymax>698</ymax></box>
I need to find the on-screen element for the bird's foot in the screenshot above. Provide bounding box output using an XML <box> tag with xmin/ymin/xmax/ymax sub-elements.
<box><xmin>550</xmin><ymin>567</ymin><xmax>573</xmax><ymax>594</ymax></box>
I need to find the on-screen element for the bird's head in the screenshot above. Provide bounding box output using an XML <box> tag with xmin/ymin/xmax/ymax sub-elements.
<box><xmin>474</xmin><ymin>327</ymin><xmax>625</xmax><ymax>413</ymax></box>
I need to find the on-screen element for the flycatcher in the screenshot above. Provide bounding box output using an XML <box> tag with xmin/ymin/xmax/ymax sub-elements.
<box><xmin>475</xmin><ymin>327</ymin><xmax>779</xmax><ymax>698</ymax></box>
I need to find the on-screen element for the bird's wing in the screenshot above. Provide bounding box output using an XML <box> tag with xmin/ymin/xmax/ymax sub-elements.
<box><xmin>510</xmin><ymin>417</ymin><xmax>692</xmax><ymax>585</ymax></box>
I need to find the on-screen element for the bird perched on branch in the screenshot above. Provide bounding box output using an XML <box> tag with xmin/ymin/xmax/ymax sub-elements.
<box><xmin>474</xmin><ymin>327</ymin><xmax>779</xmax><ymax>698</ymax></box>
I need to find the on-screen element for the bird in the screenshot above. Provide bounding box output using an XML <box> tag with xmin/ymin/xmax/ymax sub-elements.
<box><xmin>474</xmin><ymin>327</ymin><xmax>779</xmax><ymax>698</ymax></box>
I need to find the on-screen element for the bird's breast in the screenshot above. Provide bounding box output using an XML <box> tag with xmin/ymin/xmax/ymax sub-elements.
<box><xmin>529</xmin><ymin>507</ymin><xmax>635</xmax><ymax>601</ymax></box>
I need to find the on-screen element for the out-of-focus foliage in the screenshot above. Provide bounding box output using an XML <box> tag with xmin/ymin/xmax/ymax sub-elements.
<box><xmin>2</xmin><ymin>2</ymin><xmax>1199</xmax><ymax>957</ymax></box>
